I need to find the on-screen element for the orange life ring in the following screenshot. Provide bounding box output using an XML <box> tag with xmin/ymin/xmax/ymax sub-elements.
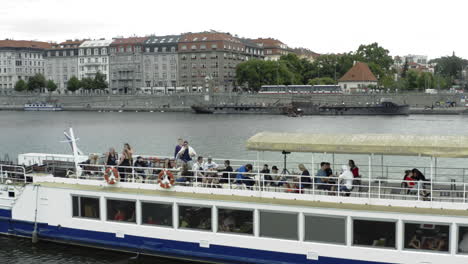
<box><xmin>104</xmin><ymin>167</ymin><xmax>119</xmax><ymax>184</ymax></box>
<box><xmin>158</xmin><ymin>170</ymin><xmax>175</xmax><ymax>189</ymax></box>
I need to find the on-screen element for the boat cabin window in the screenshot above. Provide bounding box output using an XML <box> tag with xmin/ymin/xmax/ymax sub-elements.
<box><xmin>353</xmin><ymin>219</ymin><xmax>396</xmax><ymax>248</ymax></box>
<box><xmin>106</xmin><ymin>199</ymin><xmax>136</xmax><ymax>223</ymax></box>
<box><xmin>72</xmin><ymin>196</ymin><xmax>100</xmax><ymax>219</ymax></box>
<box><xmin>259</xmin><ymin>211</ymin><xmax>298</xmax><ymax>240</ymax></box>
<box><xmin>404</xmin><ymin>223</ymin><xmax>449</xmax><ymax>252</ymax></box>
<box><xmin>141</xmin><ymin>202</ymin><xmax>173</xmax><ymax>227</ymax></box>
<box><xmin>458</xmin><ymin>226</ymin><xmax>468</xmax><ymax>254</ymax></box>
<box><xmin>304</xmin><ymin>215</ymin><xmax>345</xmax><ymax>244</ymax></box>
<box><xmin>179</xmin><ymin>205</ymin><xmax>212</xmax><ymax>231</ymax></box>
<box><xmin>218</xmin><ymin>208</ymin><xmax>253</xmax><ymax>235</ymax></box>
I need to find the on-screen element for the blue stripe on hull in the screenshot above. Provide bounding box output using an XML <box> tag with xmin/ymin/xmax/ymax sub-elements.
<box><xmin>0</xmin><ymin>209</ymin><xmax>393</xmax><ymax>264</ymax></box>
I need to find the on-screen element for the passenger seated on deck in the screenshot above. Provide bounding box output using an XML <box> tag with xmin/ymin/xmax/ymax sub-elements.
<box><xmin>402</xmin><ymin>170</ymin><xmax>417</xmax><ymax>194</ymax></box>
<box><xmin>219</xmin><ymin>160</ymin><xmax>233</xmax><ymax>184</ymax></box>
<box><xmin>260</xmin><ymin>164</ymin><xmax>273</xmax><ymax>186</ymax></box>
<box><xmin>338</xmin><ymin>165</ymin><xmax>354</xmax><ymax>195</ymax></box>
<box><xmin>459</xmin><ymin>232</ymin><xmax>468</xmax><ymax>253</ymax></box>
<box><xmin>298</xmin><ymin>164</ymin><xmax>312</xmax><ymax>189</ymax></box>
<box><xmin>316</xmin><ymin>162</ymin><xmax>330</xmax><ymax>190</ymax></box>
<box><xmin>177</xmin><ymin>163</ymin><xmax>193</xmax><ymax>183</ymax></box>
<box><xmin>133</xmin><ymin>156</ymin><xmax>148</xmax><ymax>179</ymax></box>
<box><xmin>79</xmin><ymin>154</ymin><xmax>99</xmax><ymax>175</ymax></box>
<box><xmin>192</xmin><ymin>156</ymin><xmax>205</xmax><ymax>182</ymax></box>
<box><xmin>235</xmin><ymin>164</ymin><xmax>254</xmax><ymax>187</ymax></box>
<box><xmin>412</xmin><ymin>168</ymin><xmax>430</xmax><ymax>198</ymax></box>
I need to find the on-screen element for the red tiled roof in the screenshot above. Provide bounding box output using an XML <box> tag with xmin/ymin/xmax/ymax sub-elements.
<box><xmin>0</xmin><ymin>40</ymin><xmax>52</xmax><ymax>49</ymax></box>
<box><xmin>338</xmin><ymin>62</ymin><xmax>378</xmax><ymax>82</ymax></box>
<box><xmin>252</xmin><ymin>38</ymin><xmax>285</xmax><ymax>48</ymax></box>
<box><xmin>180</xmin><ymin>32</ymin><xmax>240</xmax><ymax>43</ymax></box>
<box><xmin>111</xmin><ymin>37</ymin><xmax>148</xmax><ymax>45</ymax></box>
<box><xmin>60</xmin><ymin>39</ymin><xmax>85</xmax><ymax>45</ymax></box>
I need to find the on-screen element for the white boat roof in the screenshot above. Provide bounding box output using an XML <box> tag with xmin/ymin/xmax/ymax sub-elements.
<box><xmin>246</xmin><ymin>132</ymin><xmax>468</xmax><ymax>158</ymax></box>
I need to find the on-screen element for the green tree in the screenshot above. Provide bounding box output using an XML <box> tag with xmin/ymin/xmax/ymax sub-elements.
<box><xmin>417</xmin><ymin>72</ymin><xmax>434</xmax><ymax>90</ymax></box>
<box><xmin>67</xmin><ymin>76</ymin><xmax>81</xmax><ymax>93</ymax></box>
<box><xmin>380</xmin><ymin>74</ymin><xmax>396</xmax><ymax>89</ymax></box>
<box><xmin>406</xmin><ymin>70</ymin><xmax>419</xmax><ymax>90</ymax></box>
<box><xmin>401</xmin><ymin>60</ymin><xmax>409</xmax><ymax>78</ymax></box>
<box><xmin>14</xmin><ymin>79</ymin><xmax>27</xmax><ymax>92</ymax></box>
<box><xmin>81</xmin><ymin>77</ymin><xmax>95</xmax><ymax>90</ymax></box>
<box><xmin>236</xmin><ymin>59</ymin><xmax>296</xmax><ymax>91</ymax></box>
<box><xmin>430</xmin><ymin>54</ymin><xmax>468</xmax><ymax>80</ymax></box>
<box><xmin>307</xmin><ymin>77</ymin><xmax>335</xmax><ymax>85</ymax></box>
<box><xmin>93</xmin><ymin>71</ymin><xmax>108</xmax><ymax>90</ymax></box>
<box><xmin>46</xmin><ymin>80</ymin><xmax>58</xmax><ymax>92</ymax></box>
<box><xmin>27</xmin><ymin>73</ymin><xmax>46</xmax><ymax>91</ymax></box>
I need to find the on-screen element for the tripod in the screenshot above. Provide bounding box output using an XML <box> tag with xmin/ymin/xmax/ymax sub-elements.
<box><xmin>281</xmin><ymin>150</ymin><xmax>291</xmax><ymax>175</ymax></box>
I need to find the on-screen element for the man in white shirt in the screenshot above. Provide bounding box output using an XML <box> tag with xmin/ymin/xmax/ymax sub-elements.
<box><xmin>338</xmin><ymin>165</ymin><xmax>354</xmax><ymax>193</ymax></box>
<box><xmin>203</xmin><ymin>156</ymin><xmax>218</xmax><ymax>171</ymax></box>
<box><xmin>192</xmin><ymin>156</ymin><xmax>205</xmax><ymax>181</ymax></box>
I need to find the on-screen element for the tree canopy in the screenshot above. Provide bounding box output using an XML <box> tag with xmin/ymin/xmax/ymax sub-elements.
<box><xmin>27</xmin><ymin>73</ymin><xmax>46</xmax><ymax>91</ymax></box>
<box><xmin>14</xmin><ymin>79</ymin><xmax>27</xmax><ymax>92</ymax></box>
<box><xmin>67</xmin><ymin>76</ymin><xmax>81</xmax><ymax>92</ymax></box>
<box><xmin>46</xmin><ymin>80</ymin><xmax>57</xmax><ymax>92</ymax></box>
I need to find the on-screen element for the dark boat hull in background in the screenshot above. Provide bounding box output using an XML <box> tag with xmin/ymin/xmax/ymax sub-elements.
<box><xmin>191</xmin><ymin>105</ymin><xmax>285</xmax><ymax>114</ymax></box>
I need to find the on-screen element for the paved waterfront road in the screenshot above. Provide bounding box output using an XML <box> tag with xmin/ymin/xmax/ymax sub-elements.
<box><xmin>1</xmin><ymin>111</ymin><xmax>468</xmax><ymax>263</ymax></box>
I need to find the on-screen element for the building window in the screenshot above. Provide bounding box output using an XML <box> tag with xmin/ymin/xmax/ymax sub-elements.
<box><xmin>162</xmin><ymin>47</ymin><xmax>167</xmax><ymax>52</ymax></box>
<box><xmin>191</xmin><ymin>45</ymin><xmax>196</xmax><ymax>50</ymax></box>
<box><xmin>211</xmin><ymin>44</ymin><xmax>217</xmax><ymax>49</ymax></box>
<box><xmin>119</xmin><ymin>47</ymin><xmax>124</xmax><ymax>53</ymax></box>
<box><xmin>106</xmin><ymin>199</ymin><xmax>136</xmax><ymax>223</ymax></box>
<box><xmin>94</xmin><ymin>48</ymin><xmax>99</xmax><ymax>55</ymax></box>
<box><xmin>404</xmin><ymin>222</ymin><xmax>449</xmax><ymax>252</ymax></box>
<box><xmin>87</xmin><ymin>49</ymin><xmax>91</xmax><ymax>55</ymax></box>
<box><xmin>79</xmin><ymin>49</ymin><xmax>84</xmax><ymax>56</ymax></box>
<box><xmin>179</xmin><ymin>205</ymin><xmax>211</xmax><ymax>231</ymax></box>
<box><xmin>218</xmin><ymin>208</ymin><xmax>253</xmax><ymax>235</ymax></box>
<box><xmin>260</xmin><ymin>211</ymin><xmax>297</xmax><ymax>240</ymax></box>
<box><xmin>305</xmin><ymin>215</ymin><xmax>346</xmax><ymax>244</ymax></box>
<box><xmin>72</xmin><ymin>196</ymin><xmax>100</xmax><ymax>219</ymax></box>
<box><xmin>141</xmin><ymin>202</ymin><xmax>172</xmax><ymax>227</ymax></box>
<box><xmin>353</xmin><ymin>219</ymin><xmax>396</xmax><ymax>248</ymax></box>
<box><xmin>101</xmin><ymin>48</ymin><xmax>107</xmax><ymax>55</ymax></box>
<box><xmin>181</xmin><ymin>45</ymin><xmax>187</xmax><ymax>50</ymax></box>
<box><xmin>171</xmin><ymin>47</ymin><xmax>175</xmax><ymax>52</ymax></box>
<box><xmin>200</xmin><ymin>44</ymin><xmax>206</xmax><ymax>50</ymax></box>
<box><xmin>458</xmin><ymin>226</ymin><xmax>468</xmax><ymax>254</ymax></box>
<box><xmin>126</xmin><ymin>46</ymin><xmax>132</xmax><ymax>52</ymax></box>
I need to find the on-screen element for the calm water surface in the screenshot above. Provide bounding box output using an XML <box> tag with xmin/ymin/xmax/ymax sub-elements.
<box><xmin>0</xmin><ymin>111</ymin><xmax>467</xmax><ymax>263</ymax></box>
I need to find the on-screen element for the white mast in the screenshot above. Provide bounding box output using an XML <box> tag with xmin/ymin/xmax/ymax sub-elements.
<box><xmin>68</xmin><ymin>127</ymin><xmax>82</xmax><ymax>177</ymax></box>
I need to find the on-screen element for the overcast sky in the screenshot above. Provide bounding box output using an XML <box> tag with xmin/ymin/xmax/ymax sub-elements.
<box><xmin>1</xmin><ymin>0</ymin><xmax>466</xmax><ymax>59</ymax></box>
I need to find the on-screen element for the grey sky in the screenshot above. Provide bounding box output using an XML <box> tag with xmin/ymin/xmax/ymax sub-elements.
<box><xmin>1</xmin><ymin>0</ymin><xmax>466</xmax><ymax>59</ymax></box>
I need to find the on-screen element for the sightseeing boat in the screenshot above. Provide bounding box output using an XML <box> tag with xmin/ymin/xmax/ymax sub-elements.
<box><xmin>191</xmin><ymin>104</ymin><xmax>286</xmax><ymax>114</ymax></box>
<box><xmin>24</xmin><ymin>103</ymin><xmax>63</xmax><ymax>111</ymax></box>
<box><xmin>1</xmin><ymin>130</ymin><xmax>468</xmax><ymax>263</ymax></box>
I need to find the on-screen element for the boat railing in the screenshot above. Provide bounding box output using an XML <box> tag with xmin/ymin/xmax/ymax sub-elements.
<box><xmin>34</xmin><ymin>163</ymin><xmax>468</xmax><ymax>204</ymax></box>
<box><xmin>0</xmin><ymin>164</ymin><xmax>27</xmax><ymax>184</ymax></box>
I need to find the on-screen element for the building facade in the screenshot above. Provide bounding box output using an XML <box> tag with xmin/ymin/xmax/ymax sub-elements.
<box><xmin>0</xmin><ymin>40</ymin><xmax>51</xmax><ymax>93</ymax></box>
<box><xmin>142</xmin><ymin>35</ymin><xmax>180</xmax><ymax>90</ymax></box>
<box><xmin>109</xmin><ymin>37</ymin><xmax>148</xmax><ymax>93</ymax></box>
<box><xmin>44</xmin><ymin>40</ymin><xmax>83</xmax><ymax>92</ymax></box>
<box><xmin>252</xmin><ymin>38</ymin><xmax>290</xmax><ymax>61</ymax></box>
<box><xmin>78</xmin><ymin>39</ymin><xmax>112</xmax><ymax>87</ymax></box>
<box><xmin>178</xmin><ymin>32</ymin><xmax>263</xmax><ymax>92</ymax></box>
<box><xmin>338</xmin><ymin>62</ymin><xmax>378</xmax><ymax>93</ymax></box>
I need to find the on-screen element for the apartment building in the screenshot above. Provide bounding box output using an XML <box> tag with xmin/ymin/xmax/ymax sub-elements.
<box><xmin>78</xmin><ymin>39</ymin><xmax>112</xmax><ymax>86</ymax></box>
<box><xmin>109</xmin><ymin>37</ymin><xmax>148</xmax><ymax>93</ymax></box>
<box><xmin>44</xmin><ymin>40</ymin><xmax>83</xmax><ymax>91</ymax></box>
<box><xmin>0</xmin><ymin>40</ymin><xmax>51</xmax><ymax>93</ymax></box>
<box><xmin>143</xmin><ymin>35</ymin><xmax>180</xmax><ymax>90</ymax></box>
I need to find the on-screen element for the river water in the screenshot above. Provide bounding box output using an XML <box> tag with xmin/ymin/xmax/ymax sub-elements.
<box><xmin>0</xmin><ymin>111</ymin><xmax>467</xmax><ymax>263</ymax></box>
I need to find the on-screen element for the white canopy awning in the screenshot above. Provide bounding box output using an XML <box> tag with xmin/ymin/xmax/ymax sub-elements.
<box><xmin>246</xmin><ymin>132</ymin><xmax>468</xmax><ymax>158</ymax></box>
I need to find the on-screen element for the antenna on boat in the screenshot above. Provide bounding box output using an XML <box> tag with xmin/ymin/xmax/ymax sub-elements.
<box><xmin>61</xmin><ymin>127</ymin><xmax>82</xmax><ymax>177</ymax></box>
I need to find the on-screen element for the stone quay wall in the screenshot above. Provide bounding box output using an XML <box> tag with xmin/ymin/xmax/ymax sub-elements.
<box><xmin>0</xmin><ymin>92</ymin><xmax>464</xmax><ymax>112</ymax></box>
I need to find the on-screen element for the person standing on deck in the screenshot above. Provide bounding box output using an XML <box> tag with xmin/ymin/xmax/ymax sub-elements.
<box><xmin>117</xmin><ymin>143</ymin><xmax>133</xmax><ymax>182</ymax></box>
<box><xmin>349</xmin><ymin>160</ymin><xmax>359</xmax><ymax>178</ymax></box>
<box><xmin>105</xmin><ymin>147</ymin><xmax>118</xmax><ymax>166</ymax></box>
<box><xmin>174</xmin><ymin>138</ymin><xmax>184</xmax><ymax>165</ymax></box>
<box><xmin>176</xmin><ymin>140</ymin><xmax>197</xmax><ymax>166</ymax></box>
<box><xmin>298</xmin><ymin>164</ymin><xmax>312</xmax><ymax>189</ymax></box>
